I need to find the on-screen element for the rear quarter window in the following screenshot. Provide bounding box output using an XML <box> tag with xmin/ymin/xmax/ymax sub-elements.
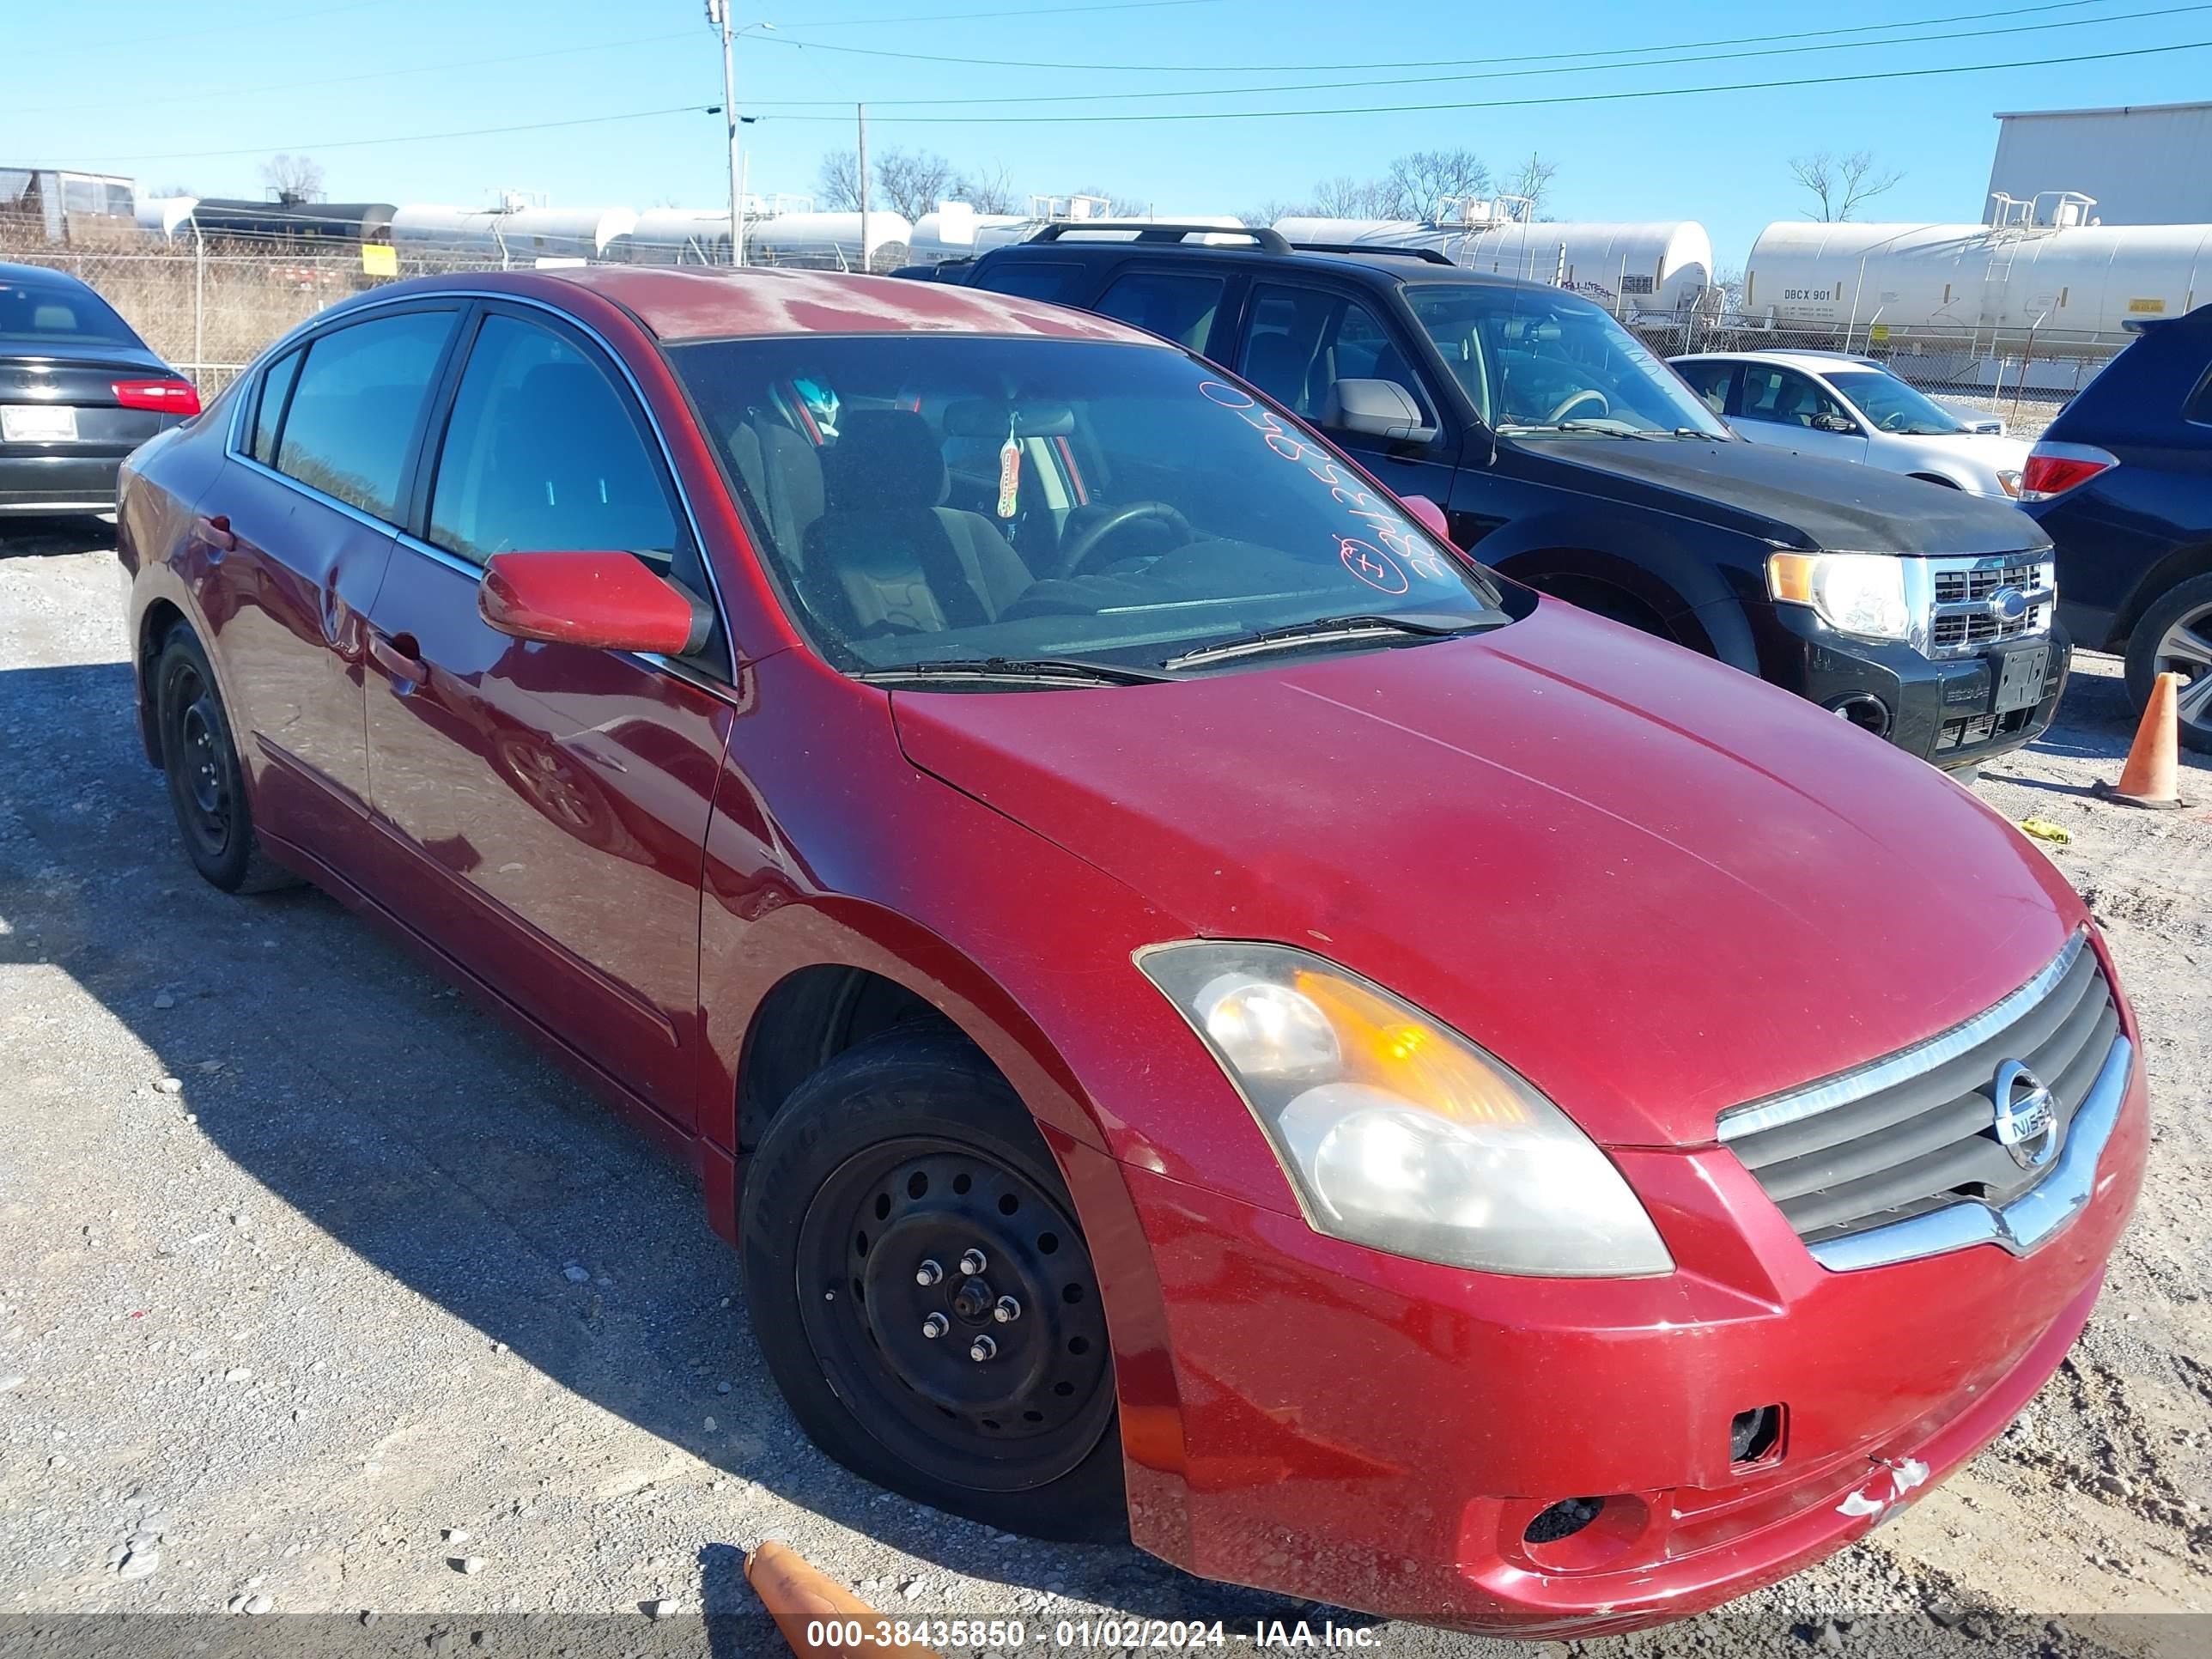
<box><xmin>973</xmin><ymin>260</ymin><xmax>1091</xmax><ymax>304</ymax></box>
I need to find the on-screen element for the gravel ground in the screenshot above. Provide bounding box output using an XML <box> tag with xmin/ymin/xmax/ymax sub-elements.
<box><xmin>2</xmin><ymin>525</ymin><xmax>2207</xmax><ymax>1659</ymax></box>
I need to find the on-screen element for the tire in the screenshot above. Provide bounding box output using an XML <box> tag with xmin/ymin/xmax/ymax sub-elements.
<box><xmin>153</xmin><ymin>625</ymin><xmax>297</xmax><ymax>892</ymax></box>
<box><xmin>2123</xmin><ymin>572</ymin><xmax>2212</xmax><ymax>756</ymax></box>
<box><xmin>741</xmin><ymin>1028</ymin><xmax>1127</xmax><ymax>1542</ymax></box>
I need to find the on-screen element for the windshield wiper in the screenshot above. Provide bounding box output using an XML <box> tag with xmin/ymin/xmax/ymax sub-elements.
<box><xmin>1163</xmin><ymin>611</ymin><xmax>1492</xmax><ymax>671</ymax></box>
<box><xmin>853</xmin><ymin>655</ymin><xmax>1174</xmax><ymax>687</ymax></box>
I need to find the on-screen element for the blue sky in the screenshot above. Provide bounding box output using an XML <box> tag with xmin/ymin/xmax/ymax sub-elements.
<box><xmin>8</xmin><ymin>0</ymin><xmax>2210</xmax><ymax>268</ymax></box>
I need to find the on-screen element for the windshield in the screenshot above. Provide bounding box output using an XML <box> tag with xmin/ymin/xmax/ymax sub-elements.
<box><xmin>669</xmin><ymin>335</ymin><xmax>1515</xmax><ymax>678</ymax></box>
<box><xmin>1406</xmin><ymin>284</ymin><xmax>1729</xmax><ymax>439</ymax></box>
<box><xmin>1823</xmin><ymin>369</ymin><xmax>1970</xmax><ymax>436</ymax></box>
<box><xmin>0</xmin><ymin>275</ymin><xmax>141</xmax><ymax>349</ymax></box>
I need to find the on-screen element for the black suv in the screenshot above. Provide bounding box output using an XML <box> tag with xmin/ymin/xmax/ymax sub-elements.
<box><xmin>915</xmin><ymin>226</ymin><xmax>2068</xmax><ymax>770</ymax></box>
<box><xmin>2023</xmin><ymin>303</ymin><xmax>2212</xmax><ymax>753</ymax></box>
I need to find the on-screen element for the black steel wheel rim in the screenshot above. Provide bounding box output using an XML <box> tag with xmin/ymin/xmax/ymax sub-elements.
<box><xmin>162</xmin><ymin>659</ymin><xmax>233</xmax><ymax>858</ymax></box>
<box><xmin>795</xmin><ymin>1136</ymin><xmax>1115</xmax><ymax>1492</ymax></box>
<box><xmin>2153</xmin><ymin>602</ymin><xmax>2212</xmax><ymax>736</ymax></box>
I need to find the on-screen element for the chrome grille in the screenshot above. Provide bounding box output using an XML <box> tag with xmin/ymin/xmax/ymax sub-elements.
<box><xmin>1718</xmin><ymin>932</ymin><xmax>2119</xmax><ymax>1261</ymax></box>
<box><xmin>1917</xmin><ymin>555</ymin><xmax>2055</xmax><ymax>655</ymax></box>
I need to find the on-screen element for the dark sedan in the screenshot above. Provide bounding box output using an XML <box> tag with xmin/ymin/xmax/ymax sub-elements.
<box><xmin>1</xmin><ymin>261</ymin><xmax>199</xmax><ymax>518</ymax></box>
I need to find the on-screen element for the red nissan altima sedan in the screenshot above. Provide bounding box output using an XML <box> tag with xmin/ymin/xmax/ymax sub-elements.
<box><xmin>116</xmin><ymin>266</ymin><xmax>2145</xmax><ymax>1636</ymax></box>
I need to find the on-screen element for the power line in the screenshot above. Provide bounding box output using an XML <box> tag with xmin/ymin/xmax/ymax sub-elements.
<box><xmin>7</xmin><ymin>29</ymin><xmax>702</xmax><ymax>119</ymax></box>
<box><xmin>754</xmin><ymin>0</ymin><xmax>2117</xmax><ymax>73</ymax></box>
<box><xmin>745</xmin><ymin>0</ymin><xmax>2199</xmax><ymax>108</ymax></box>
<box><xmin>751</xmin><ymin>34</ymin><xmax>2212</xmax><ymax>125</ymax></box>
<box><xmin>783</xmin><ymin>0</ymin><xmax>1224</xmax><ymax>25</ymax></box>
<box><xmin>52</xmin><ymin>105</ymin><xmax>723</xmax><ymax>168</ymax></box>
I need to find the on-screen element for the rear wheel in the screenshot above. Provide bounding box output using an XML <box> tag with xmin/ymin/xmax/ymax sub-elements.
<box><xmin>2124</xmin><ymin>573</ymin><xmax>2212</xmax><ymax>756</ymax></box>
<box><xmin>154</xmin><ymin>627</ymin><xmax>295</xmax><ymax>892</ymax></box>
<box><xmin>741</xmin><ymin>1029</ymin><xmax>1126</xmax><ymax>1540</ymax></box>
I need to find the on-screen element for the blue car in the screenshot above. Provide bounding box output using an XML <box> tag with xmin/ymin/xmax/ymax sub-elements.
<box><xmin>2025</xmin><ymin>305</ymin><xmax>2212</xmax><ymax>752</ymax></box>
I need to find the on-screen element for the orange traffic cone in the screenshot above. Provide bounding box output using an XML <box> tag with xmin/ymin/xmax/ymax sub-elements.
<box><xmin>2096</xmin><ymin>671</ymin><xmax>2191</xmax><ymax>810</ymax></box>
<box><xmin>745</xmin><ymin>1540</ymin><xmax>945</xmax><ymax>1659</ymax></box>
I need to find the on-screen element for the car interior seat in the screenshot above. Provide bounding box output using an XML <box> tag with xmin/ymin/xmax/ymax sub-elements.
<box><xmin>800</xmin><ymin>410</ymin><xmax>1033</xmax><ymax>638</ymax></box>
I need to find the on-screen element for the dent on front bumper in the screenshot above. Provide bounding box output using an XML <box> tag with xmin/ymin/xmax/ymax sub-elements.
<box><xmin>1083</xmin><ymin>1042</ymin><xmax>2147</xmax><ymax>1636</ymax></box>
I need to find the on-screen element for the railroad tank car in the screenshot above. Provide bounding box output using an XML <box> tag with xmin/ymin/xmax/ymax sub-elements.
<box><xmin>390</xmin><ymin>204</ymin><xmax>638</xmax><ymax>262</ymax></box>
<box><xmin>744</xmin><ymin>210</ymin><xmax>914</xmax><ymax>271</ymax></box>
<box><xmin>617</xmin><ymin>208</ymin><xmax>735</xmax><ymax>266</ymax></box>
<box><xmin>135</xmin><ymin>195</ymin><xmax>199</xmax><ymax>240</ymax></box>
<box><xmin>908</xmin><ymin>203</ymin><xmax>1034</xmax><ymax>263</ymax></box>
<box><xmin>184</xmin><ymin>198</ymin><xmax>396</xmax><ymax>246</ymax></box>
<box><xmin>1270</xmin><ymin>216</ymin><xmax>1714</xmax><ymax>314</ymax></box>
<box><xmin>1744</xmin><ymin>199</ymin><xmax>2212</xmax><ymax>349</ymax></box>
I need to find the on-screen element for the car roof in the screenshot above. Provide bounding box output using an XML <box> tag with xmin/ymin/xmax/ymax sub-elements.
<box><xmin>532</xmin><ymin>264</ymin><xmax>1158</xmax><ymax>346</ymax></box>
<box><xmin>0</xmin><ymin>260</ymin><xmax>94</xmax><ymax>291</ymax></box>
<box><xmin>1674</xmin><ymin>349</ymin><xmax>1885</xmax><ymax>374</ymax></box>
<box><xmin>978</xmin><ymin>235</ymin><xmax>1557</xmax><ymax>293</ymax></box>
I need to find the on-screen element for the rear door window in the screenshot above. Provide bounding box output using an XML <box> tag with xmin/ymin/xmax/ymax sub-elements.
<box><xmin>273</xmin><ymin>309</ymin><xmax>457</xmax><ymax>521</ymax></box>
<box><xmin>1673</xmin><ymin>358</ymin><xmax>1736</xmax><ymax>416</ymax></box>
<box><xmin>250</xmin><ymin>348</ymin><xmax>302</xmax><ymax>465</ymax></box>
<box><xmin>1093</xmin><ymin>270</ymin><xmax>1227</xmax><ymax>351</ymax></box>
<box><xmin>974</xmin><ymin>260</ymin><xmax>1090</xmax><ymax>304</ymax></box>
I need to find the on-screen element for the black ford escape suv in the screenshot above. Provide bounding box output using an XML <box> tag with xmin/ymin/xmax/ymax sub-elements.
<box><xmin>912</xmin><ymin>227</ymin><xmax>2068</xmax><ymax>769</ymax></box>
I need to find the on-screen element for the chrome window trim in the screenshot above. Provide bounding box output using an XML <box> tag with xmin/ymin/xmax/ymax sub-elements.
<box><xmin>1717</xmin><ymin>927</ymin><xmax>2090</xmax><ymax>1142</ymax></box>
<box><xmin>221</xmin><ymin>286</ymin><xmax>738</xmax><ymax>687</ymax></box>
<box><xmin>1808</xmin><ymin>1033</ymin><xmax>2132</xmax><ymax>1271</ymax></box>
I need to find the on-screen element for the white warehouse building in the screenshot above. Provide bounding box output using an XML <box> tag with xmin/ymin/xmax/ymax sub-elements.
<box><xmin>1987</xmin><ymin>101</ymin><xmax>2212</xmax><ymax>226</ymax></box>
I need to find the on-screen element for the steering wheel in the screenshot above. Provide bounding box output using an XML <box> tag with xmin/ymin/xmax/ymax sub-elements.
<box><xmin>1060</xmin><ymin>501</ymin><xmax>1195</xmax><ymax>577</ymax></box>
<box><xmin>1545</xmin><ymin>387</ymin><xmax>1610</xmax><ymax>423</ymax></box>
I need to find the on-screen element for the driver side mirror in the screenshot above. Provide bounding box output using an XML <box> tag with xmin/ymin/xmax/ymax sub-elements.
<box><xmin>1322</xmin><ymin>378</ymin><xmax>1438</xmax><ymax>445</ymax></box>
<box><xmin>480</xmin><ymin>550</ymin><xmax>713</xmax><ymax>657</ymax></box>
<box><xmin>1811</xmin><ymin>411</ymin><xmax>1859</xmax><ymax>434</ymax></box>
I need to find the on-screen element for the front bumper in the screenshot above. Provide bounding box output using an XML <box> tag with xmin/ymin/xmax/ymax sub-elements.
<box><xmin>1094</xmin><ymin>1036</ymin><xmax>2147</xmax><ymax>1636</ymax></box>
<box><xmin>0</xmin><ymin>449</ymin><xmax>127</xmax><ymax>514</ymax></box>
<box><xmin>1736</xmin><ymin>598</ymin><xmax>2070</xmax><ymax>769</ymax></box>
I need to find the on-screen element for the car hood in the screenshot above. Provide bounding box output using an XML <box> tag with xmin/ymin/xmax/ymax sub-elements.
<box><xmin>890</xmin><ymin>603</ymin><xmax>2081</xmax><ymax>1148</ymax></box>
<box><xmin>1512</xmin><ymin>433</ymin><xmax>2049</xmax><ymax>556</ymax></box>
<box><xmin>1893</xmin><ymin>431</ymin><xmax>2033</xmax><ymax>468</ymax></box>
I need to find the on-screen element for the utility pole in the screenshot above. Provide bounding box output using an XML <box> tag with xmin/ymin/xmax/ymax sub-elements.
<box><xmin>706</xmin><ymin>1</ymin><xmax>747</xmax><ymax>265</ymax></box>
<box><xmin>856</xmin><ymin>102</ymin><xmax>870</xmax><ymax>274</ymax></box>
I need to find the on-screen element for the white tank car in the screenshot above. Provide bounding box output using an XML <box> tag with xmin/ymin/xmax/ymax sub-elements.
<box><xmin>1745</xmin><ymin>197</ymin><xmax>2212</xmax><ymax>349</ymax></box>
<box><xmin>908</xmin><ymin>204</ymin><xmax>1035</xmax><ymax>264</ymax></box>
<box><xmin>391</xmin><ymin>204</ymin><xmax>639</xmax><ymax>262</ymax></box>
<box><xmin>1270</xmin><ymin>217</ymin><xmax>1714</xmax><ymax>314</ymax></box>
<box><xmin>745</xmin><ymin>211</ymin><xmax>915</xmax><ymax>271</ymax></box>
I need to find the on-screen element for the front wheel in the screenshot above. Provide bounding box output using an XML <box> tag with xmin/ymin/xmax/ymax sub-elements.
<box><xmin>2124</xmin><ymin>573</ymin><xmax>2212</xmax><ymax>756</ymax></box>
<box><xmin>740</xmin><ymin>1029</ymin><xmax>1126</xmax><ymax>1540</ymax></box>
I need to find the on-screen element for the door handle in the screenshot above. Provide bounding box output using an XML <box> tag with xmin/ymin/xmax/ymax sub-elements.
<box><xmin>367</xmin><ymin>628</ymin><xmax>428</xmax><ymax>686</ymax></box>
<box><xmin>193</xmin><ymin>513</ymin><xmax>235</xmax><ymax>554</ymax></box>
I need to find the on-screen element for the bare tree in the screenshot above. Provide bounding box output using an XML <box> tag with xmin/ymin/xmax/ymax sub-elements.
<box><xmin>1378</xmin><ymin>149</ymin><xmax>1491</xmax><ymax>222</ymax></box>
<box><xmin>1311</xmin><ymin>174</ymin><xmax>1389</xmax><ymax>218</ymax></box>
<box><xmin>258</xmin><ymin>153</ymin><xmax>325</xmax><ymax>204</ymax></box>
<box><xmin>956</xmin><ymin>161</ymin><xmax>1020</xmax><ymax>215</ymax></box>
<box><xmin>1711</xmin><ymin>265</ymin><xmax>1746</xmax><ymax>311</ymax></box>
<box><xmin>816</xmin><ymin>149</ymin><xmax>865</xmax><ymax>213</ymax></box>
<box><xmin>873</xmin><ymin>147</ymin><xmax>961</xmax><ymax>222</ymax></box>
<box><xmin>1238</xmin><ymin>197</ymin><xmax>1313</xmax><ymax>228</ymax></box>
<box><xmin>1789</xmin><ymin>151</ymin><xmax>1903</xmax><ymax>222</ymax></box>
<box><xmin>1501</xmin><ymin>152</ymin><xmax>1559</xmax><ymax>217</ymax></box>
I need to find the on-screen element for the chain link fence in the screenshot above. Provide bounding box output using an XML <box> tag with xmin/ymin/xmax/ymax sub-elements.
<box><xmin>7</xmin><ymin>232</ymin><xmax>2124</xmax><ymax>443</ymax></box>
<box><xmin>1</xmin><ymin>232</ymin><xmax>908</xmax><ymax>398</ymax></box>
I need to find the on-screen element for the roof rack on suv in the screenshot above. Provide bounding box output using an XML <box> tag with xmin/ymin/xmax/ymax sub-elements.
<box><xmin>1286</xmin><ymin>242</ymin><xmax>1455</xmax><ymax>264</ymax></box>
<box><xmin>1026</xmin><ymin>222</ymin><xmax>1292</xmax><ymax>252</ymax></box>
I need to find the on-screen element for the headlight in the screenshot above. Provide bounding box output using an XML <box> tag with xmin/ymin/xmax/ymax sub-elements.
<box><xmin>1765</xmin><ymin>551</ymin><xmax>1911</xmax><ymax>641</ymax></box>
<box><xmin>1137</xmin><ymin>942</ymin><xmax>1673</xmax><ymax>1277</ymax></box>
<box><xmin>1996</xmin><ymin>469</ymin><xmax>2023</xmax><ymax>497</ymax></box>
